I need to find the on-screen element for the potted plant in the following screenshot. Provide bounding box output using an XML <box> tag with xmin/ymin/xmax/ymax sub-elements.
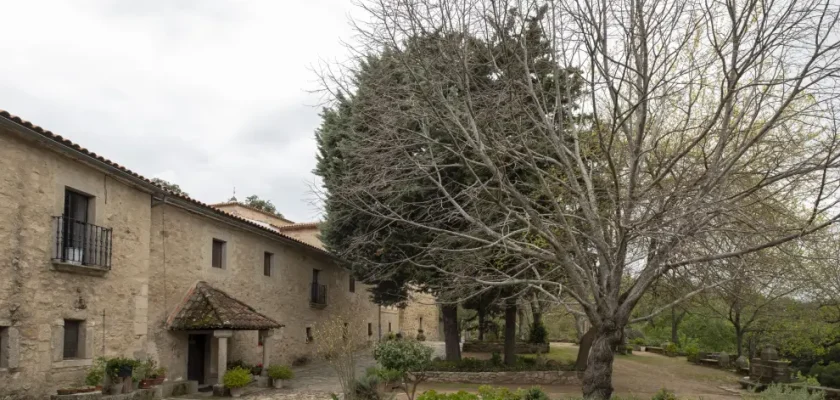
<box><xmin>266</xmin><ymin>365</ymin><xmax>293</xmax><ymax>389</ymax></box>
<box><xmin>151</xmin><ymin>367</ymin><xmax>167</xmax><ymax>385</ymax></box>
<box><xmin>632</xmin><ymin>338</ymin><xmax>645</xmax><ymax>351</ymax></box>
<box><xmin>251</xmin><ymin>363</ymin><xmax>263</xmax><ymax>377</ymax></box>
<box><xmin>223</xmin><ymin>367</ymin><xmax>252</xmax><ymax>397</ymax></box>
<box><xmin>85</xmin><ymin>357</ymin><xmax>107</xmax><ymax>392</ymax></box>
<box><xmin>106</xmin><ymin>357</ymin><xmax>137</xmax><ymax>394</ymax></box>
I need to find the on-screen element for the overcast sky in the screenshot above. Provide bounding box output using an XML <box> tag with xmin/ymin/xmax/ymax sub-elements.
<box><xmin>0</xmin><ymin>0</ymin><xmax>359</xmax><ymax>222</ymax></box>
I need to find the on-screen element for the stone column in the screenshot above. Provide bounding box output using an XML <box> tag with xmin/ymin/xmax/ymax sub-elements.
<box><xmin>214</xmin><ymin>330</ymin><xmax>233</xmax><ymax>386</ymax></box>
<box><xmin>261</xmin><ymin>330</ymin><xmax>274</xmax><ymax>376</ymax></box>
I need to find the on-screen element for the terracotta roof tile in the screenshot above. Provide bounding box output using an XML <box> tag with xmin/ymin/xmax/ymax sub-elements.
<box><xmin>276</xmin><ymin>222</ymin><xmax>321</xmax><ymax>231</ymax></box>
<box><xmin>0</xmin><ymin>109</ymin><xmax>333</xmax><ymax>258</ymax></box>
<box><xmin>168</xmin><ymin>281</ymin><xmax>283</xmax><ymax>330</ymax></box>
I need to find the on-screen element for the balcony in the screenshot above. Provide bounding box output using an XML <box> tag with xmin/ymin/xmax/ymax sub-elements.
<box><xmin>51</xmin><ymin>216</ymin><xmax>112</xmax><ymax>276</ymax></box>
<box><xmin>310</xmin><ymin>282</ymin><xmax>327</xmax><ymax>309</ymax></box>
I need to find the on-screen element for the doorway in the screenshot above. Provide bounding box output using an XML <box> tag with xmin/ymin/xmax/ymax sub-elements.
<box><xmin>187</xmin><ymin>334</ymin><xmax>207</xmax><ymax>384</ymax></box>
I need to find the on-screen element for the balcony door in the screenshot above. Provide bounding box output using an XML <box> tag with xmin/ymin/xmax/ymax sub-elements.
<box><xmin>63</xmin><ymin>190</ymin><xmax>90</xmax><ymax>263</ymax></box>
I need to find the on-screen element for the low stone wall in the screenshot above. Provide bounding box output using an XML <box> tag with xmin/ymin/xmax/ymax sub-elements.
<box><xmin>422</xmin><ymin>370</ymin><xmax>581</xmax><ymax>385</ymax></box>
<box><xmin>50</xmin><ymin>381</ymin><xmax>197</xmax><ymax>400</ymax></box>
<box><xmin>462</xmin><ymin>342</ymin><xmax>551</xmax><ymax>354</ymax></box>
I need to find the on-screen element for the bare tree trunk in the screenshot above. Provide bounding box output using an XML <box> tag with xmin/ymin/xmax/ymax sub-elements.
<box><xmin>582</xmin><ymin>325</ymin><xmax>623</xmax><ymax>399</ymax></box>
<box><xmin>735</xmin><ymin>328</ymin><xmax>744</xmax><ymax>358</ymax></box>
<box><xmin>442</xmin><ymin>304</ymin><xmax>461</xmax><ymax>361</ymax></box>
<box><xmin>504</xmin><ymin>298</ymin><xmax>517</xmax><ymax>365</ymax></box>
<box><xmin>477</xmin><ymin>307</ymin><xmax>485</xmax><ymax>341</ymax></box>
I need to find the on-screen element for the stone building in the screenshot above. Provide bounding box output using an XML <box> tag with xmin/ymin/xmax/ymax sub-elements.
<box><xmin>0</xmin><ymin>110</ymin><xmax>440</xmax><ymax>398</ymax></box>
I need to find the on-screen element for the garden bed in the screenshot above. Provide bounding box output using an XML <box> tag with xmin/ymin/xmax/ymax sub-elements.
<box><xmin>422</xmin><ymin>370</ymin><xmax>581</xmax><ymax>385</ymax></box>
<box><xmin>739</xmin><ymin>378</ymin><xmax>840</xmax><ymax>400</ymax></box>
<box><xmin>428</xmin><ymin>357</ymin><xmax>574</xmax><ymax>373</ymax></box>
<box><xmin>50</xmin><ymin>381</ymin><xmax>197</xmax><ymax>400</ymax></box>
<box><xmin>462</xmin><ymin>341</ymin><xmax>550</xmax><ymax>354</ymax></box>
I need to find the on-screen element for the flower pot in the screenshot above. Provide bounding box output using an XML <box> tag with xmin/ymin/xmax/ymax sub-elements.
<box><xmin>272</xmin><ymin>379</ymin><xmax>284</xmax><ymax>389</ymax></box>
<box><xmin>229</xmin><ymin>387</ymin><xmax>245</xmax><ymax>398</ymax></box>
<box><xmin>139</xmin><ymin>379</ymin><xmax>154</xmax><ymax>389</ymax></box>
<box><xmin>108</xmin><ymin>384</ymin><xmax>122</xmax><ymax>395</ymax></box>
<box><xmin>153</xmin><ymin>375</ymin><xmax>165</xmax><ymax>385</ymax></box>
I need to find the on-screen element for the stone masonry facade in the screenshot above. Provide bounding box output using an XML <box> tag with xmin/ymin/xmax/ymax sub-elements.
<box><xmin>0</xmin><ymin>111</ymin><xmax>439</xmax><ymax>399</ymax></box>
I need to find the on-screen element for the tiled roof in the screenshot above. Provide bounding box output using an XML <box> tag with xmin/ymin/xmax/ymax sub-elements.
<box><xmin>168</xmin><ymin>281</ymin><xmax>282</xmax><ymax>330</ymax></box>
<box><xmin>276</xmin><ymin>222</ymin><xmax>321</xmax><ymax>231</ymax></box>
<box><xmin>0</xmin><ymin>109</ymin><xmax>333</xmax><ymax>258</ymax></box>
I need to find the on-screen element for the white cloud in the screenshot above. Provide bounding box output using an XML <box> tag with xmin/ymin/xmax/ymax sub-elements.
<box><xmin>0</xmin><ymin>0</ymin><xmax>358</xmax><ymax>221</ymax></box>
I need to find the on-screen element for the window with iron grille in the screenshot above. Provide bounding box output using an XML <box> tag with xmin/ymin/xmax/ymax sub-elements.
<box><xmin>263</xmin><ymin>252</ymin><xmax>273</xmax><ymax>277</ymax></box>
<box><xmin>349</xmin><ymin>277</ymin><xmax>355</xmax><ymax>293</ymax></box>
<box><xmin>368</xmin><ymin>323</ymin><xmax>373</xmax><ymax>337</ymax></box>
<box><xmin>0</xmin><ymin>326</ymin><xmax>7</xmax><ymax>368</ymax></box>
<box><xmin>63</xmin><ymin>320</ymin><xmax>82</xmax><ymax>359</ymax></box>
<box><xmin>54</xmin><ymin>189</ymin><xmax>112</xmax><ymax>270</ymax></box>
<box><xmin>212</xmin><ymin>239</ymin><xmax>226</xmax><ymax>269</ymax></box>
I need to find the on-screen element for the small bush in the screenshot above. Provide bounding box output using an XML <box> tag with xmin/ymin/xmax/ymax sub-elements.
<box><xmin>811</xmin><ymin>362</ymin><xmax>840</xmax><ymax>388</ymax></box>
<box><xmin>374</xmin><ymin>339</ymin><xmax>434</xmax><ymax>373</ymax></box>
<box><xmin>85</xmin><ymin>357</ymin><xmax>107</xmax><ymax>386</ymax></box>
<box><xmin>477</xmin><ymin>386</ymin><xmax>550</xmax><ymax>400</ymax></box>
<box><xmin>428</xmin><ymin>356</ymin><xmax>570</xmax><ymax>372</ymax></box>
<box><xmin>367</xmin><ymin>366</ymin><xmax>403</xmax><ymax>383</ymax></box>
<box><xmin>664</xmin><ymin>342</ymin><xmax>679</xmax><ymax>355</ymax></box>
<box><xmin>267</xmin><ymin>365</ymin><xmax>293</xmax><ymax>380</ymax></box>
<box><xmin>223</xmin><ymin>367</ymin><xmax>252</xmax><ymax>389</ymax></box>
<box><xmin>684</xmin><ymin>344</ymin><xmax>700</xmax><ymax>363</ymax></box>
<box><xmin>747</xmin><ymin>383</ymin><xmax>825</xmax><ymax>400</ymax></box>
<box><xmin>490</xmin><ymin>352</ymin><xmax>503</xmax><ymax>366</ymax></box>
<box><xmin>416</xmin><ymin>390</ymin><xmax>478</xmax><ymax>400</ymax></box>
<box><xmin>354</xmin><ymin>374</ymin><xmax>386</xmax><ymax>400</ymax></box>
<box><xmin>528</xmin><ymin>322</ymin><xmax>548</xmax><ymax>344</ymax></box>
<box><xmin>632</xmin><ymin>337</ymin><xmax>646</xmax><ymax>346</ymax></box>
<box><xmin>796</xmin><ymin>371</ymin><xmax>821</xmax><ymax>386</ymax></box>
<box><xmin>651</xmin><ymin>388</ymin><xmax>677</xmax><ymax>400</ymax></box>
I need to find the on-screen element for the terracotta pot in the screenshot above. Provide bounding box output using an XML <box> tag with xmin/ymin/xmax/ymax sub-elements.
<box><xmin>154</xmin><ymin>375</ymin><xmax>165</xmax><ymax>385</ymax></box>
<box><xmin>139</xmin><ymin>379</ymin><xmax>154</xmax><ymax>389</ymax></box>
<box><xmin>229</xmin><ymin>387</ymin><xmax>245</xmax><ymax>398</ymax></box>
<box><xmin>272</xmin><ymin>379</ymin><xmax>284</xmax><ymax>389</ymax></box>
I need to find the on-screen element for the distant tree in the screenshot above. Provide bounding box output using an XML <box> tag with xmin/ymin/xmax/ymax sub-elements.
<box><xmin>151</xmin><ymin>178</ymin><xmax>188</xmax><ymax>196</ymax></box>
<box><xmin>242</xmin><ymin>195</ymin><xmax>284</xmax><ymax>218</ymax></box>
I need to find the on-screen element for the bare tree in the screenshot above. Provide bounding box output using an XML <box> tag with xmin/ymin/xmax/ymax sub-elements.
<box><xmin>318</xmin><ymin>0</ymin><xmax>840</xmax><ymax>397</ymax></box>
<box><xmin>313</xmin><ymin>304</ymin><xmax>370</xmax><ymax>400</ymax></box>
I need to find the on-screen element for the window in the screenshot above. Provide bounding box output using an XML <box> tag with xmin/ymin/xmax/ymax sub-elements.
<box><xmin>63</xmin><ymin>320</ymin><xmax>82</xmax><ymax>359</ymax></box>
<box><xmin>62</xmin><ymin>189</ymin><xmax>92</xmax><ymax>264</ymax></box>
<box><xmin>263</xmin><ymin>252</ymin><xmax>273</xmax><ymax>277</ymax></box>
<box><xmin>64</xmin><ymin>189</ymin><xmax>90</xmax><ymax>223</ymax></box>
<box><xmin>349</xmin><ymin>277</ymin><xmax>356</xmax><ymax>293</ymax></box>
<box><xmin>312</xmin><ymin>269</ymin><xmax>320</xmax><ymax>284</ymax></box>
<box><xmin>368</xmin><ymin>323</ymin><xmax>373</xmax><ymax>337</ymax></box>
<box><xmin>211</xmin><ymin>239</ymin><xmax>226</xmax><ymax>269</ymax></box>
<box><xmin>388</xmin><ymin>322</ymin><xmax>392</xmax><ymax>333</ymax></box>
<box><xmin>305</xmin><ymin>327</ymin><xmax>313</xmax><ymax>343</ymax></box>
<box><xmin>0</xmin><ymin>326</ymin><xmax>7</xmax><ymax>368</ymax></box>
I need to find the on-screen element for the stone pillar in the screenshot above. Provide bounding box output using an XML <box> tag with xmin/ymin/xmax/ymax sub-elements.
<box><xmin>214</xmin><ymin>330</ymin><xmax>233</xmax><ymax>386</ymax></box>
<box><xmin>261</xmin><ymin>330</ymin><xmax>274</xmax><ymax>376</ymax></box>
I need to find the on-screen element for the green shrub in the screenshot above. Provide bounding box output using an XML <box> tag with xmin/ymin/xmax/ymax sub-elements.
<box><xmin>684</xmin><ymin>344</ymin><xmax>700</xmax><ymax>363</ymax></box>
<box><xmin>664</xmin><ymin>342</ymin><xmax>679</xmax><ymax>355</ymax></box>
<box><xmin>416</xmin><ymin>390</ymin><xmax>478</xmax><ymax>400</ymax></box>
<box><xmin>374</xmin><ymin>339</ymin><xmax>434</xmax><ymax>373</ymax></box>
<box><xmin>528</xmin><ymin>322</ymin><xmax>548</xmax><ymax>344</ymax></box>
<box><xmin>223</xmin><ymin>367</ymin><xmax>252</xmax><ymax>389</ymax></box>
<box><xmin>353</xmin><ymin>374</ymin><xmax>386</xmax><ymax>400</ymax></box>
<box><xmin>796</xmin><ymin>371</ymin><xmax>821</xmax><ymax>386</ymax></box>
<box><xmin>651</xmin><ymin>388</ymin><xmax>677</xmax><ymax>400</ymax></box>
<box><xmin>477</xmin><ymin>386</ymin><xmax>549</xmax><ymax>400</ymax></box>
<box><xmin>428</xmin><ymin>356</ymin><xmax>570</xmax><ymax>372</ymax></box>
<box><xmin>632</xmin><ymin>337</ymin><xmax>646</xmax><ymax>346</ymax></box>
<box><xmin>105</xmin><ymin>357</ymin><xmax>138</xmax><ymax>380</ymax></box>
<box><xmin>811</xmin><ymin>362</ymin><xmax>840</xmax><ymax>388</ymax></box>
<box><xmin>267</xmin><ymin>365</ymin><xmax>294</xmax><ymax>380</ymax></box>
<box><xmin>490</xmin><ymin>352</ymin><xmax>503</xmax><ymax>366</ymax></box>
<box><xmin>85</xmin><ymin>357</ymin><xmax>107</xmax><ymax>386</ymax></box>
<box><xmin>367</xmin><ymin>366</ymin><xmax>403</xmax><ymax>383</ymax></box>
<box><xmin>747</xmin><ymin>383</ymin><xmax>825</xmax><ymax>400</ymax></box>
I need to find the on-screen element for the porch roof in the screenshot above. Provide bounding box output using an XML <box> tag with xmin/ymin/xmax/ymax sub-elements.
<box><xmin>167</xmin><ymin>281</ymin><xmax>283</xmax><ymax>330</ymax></box>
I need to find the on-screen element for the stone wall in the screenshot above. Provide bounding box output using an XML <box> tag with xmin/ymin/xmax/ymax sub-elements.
<box><xmin>0</xmin><ymin>129</ymin><xmax>152</xmax><ymax>399</ymax></box>
<box><xmin>462</xmin><ymin>342</ymin><xmax>550</xmax><ymax>354</ymax></box>
<box><xmin>147</xmin><ymin>204</ymin><xmax>384</xmax><ymax>383</ymax></box>
<box><xmin>422</xmin><ymin>370</ymin><xmax>581</xmax><ymax>385</ymax></box>
<box><xmin>399</xmin><ymin>293</ymin><xmax>440</xmax><ymax>341</ymax></box>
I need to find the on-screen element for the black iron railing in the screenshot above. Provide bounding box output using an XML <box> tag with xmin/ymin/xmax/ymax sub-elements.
<box><xmin>311</xmin><ymin>283</ymin><xmax>327</xmax><ymax>306</ymax></box>
<box><xmin>52</xmin><ymin>216</ymin><xmax>112</xmax><ymax>270</ymax></box>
